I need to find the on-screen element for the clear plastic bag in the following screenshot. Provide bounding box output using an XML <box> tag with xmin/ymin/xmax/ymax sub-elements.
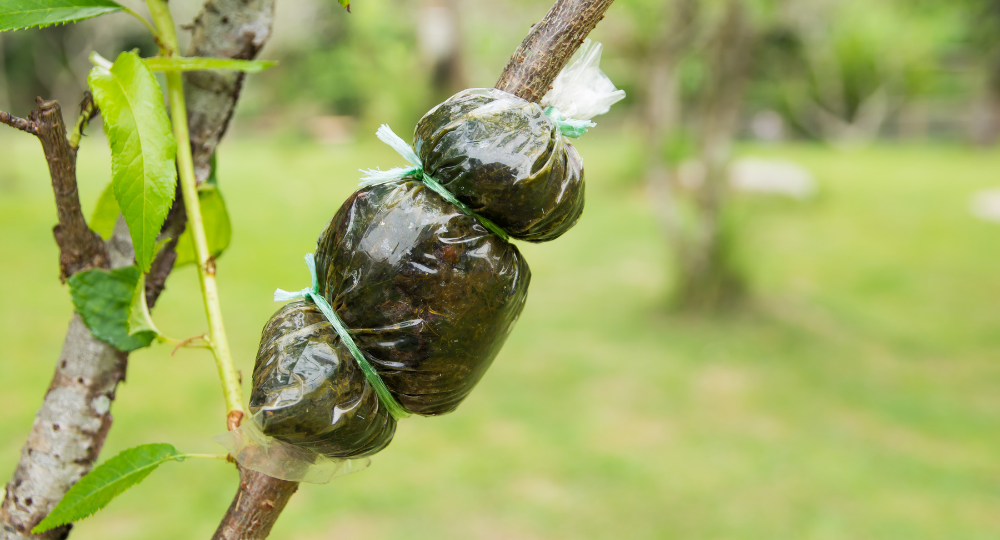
<box><xmin>229</xmin><ymin>180</ymin><xmax>530</xmax><ymax>479</ymax></box>
<box><xmin>226</xmin><ymin>42</ymin><xmax>624</xmax><ymax>480</ymax></box>
<box><xmin>541</xmin><ymin>39</ymin><xmax>627</xmax><ymax>121</ymax></box>
<box><xmin>415</xmin><ymin>88</ymin><xmax>585</xmax><ymax>242</ymax></box>
<box><xmin>213</xmin><ymin>412</ymin><xmax>371</xmax><ymax>484</ymax></box>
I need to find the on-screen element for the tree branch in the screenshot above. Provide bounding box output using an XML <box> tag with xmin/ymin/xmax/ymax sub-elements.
<box><xmin>495</xmin><ymin>0</ymin><xmax>616</xmax><ymax>102</ymax></box>
<box><xmin>211</xmin><ymin>470</ymin><xmax>298</xmax><ymax>540</ymax></box>
<box><xmin>211</xmin><ymin>1</ymin><xmax>616</xmax><ymax>538</ymax></box>
<box><xmin>0</xmin><ymin>0</ymin><xmax>275</xmax><ymax>537</ymax></box>
<box><xmin>184</xmin><ymin>0</ymin><xmax>275</xmax><ymax>183</ymax></box>
<box><xmin>32</xmin><ymin>98</ymin><xmax>112</xmax><ymax>281</ymax></box>
<box><xmin>0</xmin><ymin>110</ymin><xmax>35</xmax><ymax>134</ymax></box>
<box><xmin>68</xmin><ymin>93</ymin><xmax>98</xmax><ymax>152</ymax></box>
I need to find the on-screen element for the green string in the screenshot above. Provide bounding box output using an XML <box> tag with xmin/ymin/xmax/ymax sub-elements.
<box><xmin>418</xmin><ymin>172</ymin><xmax>510</xmax><ymax>242</ymax></box>
<box><xmin>543</xmin><ymin>106</ymin><xmax>595</xmax><ymax>138</ymax></box>
<box><xmin>359</xmin><ymin>125</ymin><xmax>510</xmax><ymax>243</ymax></box>
<box><xmin>274</xmin><ymin>254</ymin><xmax>411</xmax><ymax>420</ymax></box>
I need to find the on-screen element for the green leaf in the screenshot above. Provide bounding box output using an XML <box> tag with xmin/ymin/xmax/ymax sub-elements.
<box><xmin>126</xmin><ymin>272</ymin><xmax>160</xmax><ymax>337</ymax></box>
<box><xmin>90</xmin><ymin>181</ymin><xmax>119</xmax><ymax>240</ymax></box>
<box><xmin>144</xmin><ymin>56</ymin><xmax>276</xmax><ymax>73</ymax></box>
<box><xmin>206</xmin><ymin>152</ymin><xmax>218</xmax><ymax>187</ymax></box>
<box><xmin>32</xmin><ymin>444</ymin><xmax>181</xmax><ymax>533</ymax></box>
<box><xmin>0</xmin><ymin>0</ymin><xmax>123</xmax><ymax>32</ymax></box>
<box><xmin>174</xmin><ymin>185</ymin><xmax>231</xmax><ymax>268</ymax></box>
<box><xmin>339</xmin><ymin>0</ymin><xmax>350</xmax><ymax>12</ymax></box>
<box><xmin>69</xmin><ymin>266</ymin><xmax>156</xmax><ymax>352</ymax></box>
<box><xmin>88</xmin><ymin>51</ymin><xmax>177</xmax><ymax>274</ymax></box>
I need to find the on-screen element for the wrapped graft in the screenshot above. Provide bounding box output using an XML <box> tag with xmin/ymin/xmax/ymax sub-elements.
<box><xmin>314</xmin><ymin>181</ymin><xmax>531</xmax><ymax>415</ymax></box>
<box><xmin>249</xmin><ymin>301</ymin><xmax>395</xmax><ymax>459</ymax></box>
<box><xmin>414</xmin><ymin>88</ymin><xmax>585</xmax><ymax>243</ymax></box>
<box><xmin>249</xmin><ymin>180</ymin><xmax>530</xmax><ymax>462</ymax></box>
<box><xmin>240</xmin><ymin>41</ymin><xmax>622</xmax><ymax>476</ymax></box>
<box><xmin>411</xmin><ymin>40</ymin><xmax>624</xmax><ymax>243</ymax></box>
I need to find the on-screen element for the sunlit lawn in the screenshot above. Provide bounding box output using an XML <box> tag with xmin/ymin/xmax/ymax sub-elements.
<box><xmin>2</xmin><ymin>125</ymin><xmax>1000</xmax><ymax>539</ymax></box>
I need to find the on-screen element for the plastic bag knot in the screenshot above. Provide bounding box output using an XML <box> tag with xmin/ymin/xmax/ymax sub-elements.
<box><xmin>543</xmin><ymin>106</ymin><xmax>595</xmax><ymax>138</ymax></box>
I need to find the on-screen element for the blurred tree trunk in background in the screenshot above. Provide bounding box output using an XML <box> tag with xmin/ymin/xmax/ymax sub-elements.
<box><xmin>972</xmin><ymin>0</ymin><xmax>1000</xmax><ymax>145</ymax></box>
<box><xmin>674</xmin><ymin>0</ymin><xmax>753</xmax><ymax>310</ymax></box>
<box><xmin>648</xmin><ymin>0</ymin><xmax>755</xmax><ymax>312</ymax></box>
<box><xmin>644</xmin><ymin>0</ymin><xmax>698</xmax><ymax>185</ymax></box>
<box><xmin>418</xmin><ymin>0</ymin><xmax>466</xmax><ymax>99</ymax></box>
<box><xmin>976</xmin><ymin>58</ymin><xmax>1000</xmax><ymax>145</ymax></box>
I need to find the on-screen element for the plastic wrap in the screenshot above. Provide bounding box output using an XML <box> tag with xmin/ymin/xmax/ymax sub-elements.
<box><xmin>248</xmin><ymin>300</ymin><xmax>396</xmax><ymax>458</ymax></box>
<box><xmin>213</xmin><ymin>412</ymin><xmax>371</xmax><ymax>484</ymax></box>
<box><xmin>314</xmin><ymin>181</ymin><xmax>531</xmax><ymax>415</ymax></box>
<box><xmin>415</xmin><ymin>88</ymin><xmax>585</xmax><ymax>243</ymax></box>
<box><xmin>243</xmin><ymin>180</ymin><xmax>530</xmax><ymax>471</ymax></box>
<box><xmin>229</xmin><ymin>41</ymin><xmax>624</xmax><ymax>481</ymax></box>
<box><xmin>541</xmin><ymin>39</ymin><xmax>627</xmax><ymax>121</ymax></box>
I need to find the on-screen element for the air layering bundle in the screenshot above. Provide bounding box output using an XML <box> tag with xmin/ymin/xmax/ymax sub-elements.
<box><xmin>217</xmin><ymin>41</ymin><xmax>625</xmax><ymax>483</ymax></box>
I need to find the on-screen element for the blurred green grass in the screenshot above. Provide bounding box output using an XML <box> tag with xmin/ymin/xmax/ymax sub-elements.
<box><xmin>2</xmin><ymin>129</ymin><xmax>1000</xmax><ymax>539</ymax></box>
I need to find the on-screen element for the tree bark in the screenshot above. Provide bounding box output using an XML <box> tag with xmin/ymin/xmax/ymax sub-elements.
<box><xmin>211</xmin><ymin>470</ymin><xmax>297</xmax><ymax>540</ymax></box>
<box><xmin>33</xmin><ymin>98</ymin><xmax>110</xmax><ymax>282</ymax></box>
<box><xmin>0</xmin><ymin>1</ymin><xmax>275</xmax><ymax>538</ymax></box>
<box><xmin>212</xmin><ymin>1</ymin><xmax>618</xmax><ymax>538</ymax></box>
<box><xmin>0</xmin><ymin>96</ymin><xmax>132</xmax><ymax>540</ymax></box>
<box><xmin>495</xmin><ymin>0</ymin><xmax>616</xmax><ymax>102</ymax></box>
<box><xmin>184</xmin><ymin>0</ymin><xmax>275</xmax><ymax>183</ymax></box>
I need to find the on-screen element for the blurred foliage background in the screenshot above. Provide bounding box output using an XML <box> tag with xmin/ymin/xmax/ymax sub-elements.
<box><xmin>3</xmin><ymin>0</ymin><xmax>1000</xmax><ymax>538</ymax></box>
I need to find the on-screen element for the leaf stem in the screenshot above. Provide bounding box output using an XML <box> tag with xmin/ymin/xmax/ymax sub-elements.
<box><xmin>88</xmin><ymin>51</ymin><xmax>113</xmax><ymax>70</ymax></box>
<box><xmin>146</xmin><ymin>0</ymin><xmax>244</xmax><ymax>427</ymax></box>
<box><xmin>122</xmin><ymin>6</ymin><xmax>160</xmax><ymax>40</ymax></box>
<box><xmin>177</xmin><ymin>453</ymin><xmax>230</xmax><ymax>461</ymax></box>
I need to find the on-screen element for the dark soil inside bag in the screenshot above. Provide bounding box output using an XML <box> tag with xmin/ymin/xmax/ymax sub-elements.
<box><xmin>415</xmin><ymin>88</ymin><xmax>586</xmax><ymax>243</ymax></box>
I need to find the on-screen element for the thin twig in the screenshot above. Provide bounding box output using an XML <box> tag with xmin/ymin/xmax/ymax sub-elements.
<box><xmin>0</xmin><ymin>109</ymin><xmax>36</xmax><ymax>134</ymax></box>
<box><xmin>28</xmin><ymin>98</ymin><xmax>111</xmax><ymax>280</ymax></box>
<box><xmin>146</xmin><ymin>0</ymin><xmax>245</xmax><ymax>429</ymax></box>
<box><xmin>69</xmin><ymin>92</ymin><xmax>99</xmax><ymax>151</ymax></box>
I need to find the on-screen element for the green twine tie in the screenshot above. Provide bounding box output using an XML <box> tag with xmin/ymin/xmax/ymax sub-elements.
<box><xmin>543</xmin><ymin>106</ymin><xmax>595</xmax><ymax>138</ymax></box>
<box><xmin>274</xmin><ymin>253</ymin><xmax>411</xmax><ymax>420</ymax></box>
<box><xmin>358</xmin><ymin>125</ymin><xmax>510</xmax><ymax>243</ymax></box>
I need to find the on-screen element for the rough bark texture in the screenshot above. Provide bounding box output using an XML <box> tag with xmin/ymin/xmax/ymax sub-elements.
<box><xmin>0</xmin><ymin>0</ymin><xmax>275</xmax><ymax>537</ymax></box>
<box><xmin>212</xmin><ymin>1</ymin><xmax>616</xmax><ymax>538</ymax></box>
<box><xmin>211</xmin><ymin>470</ymin><xmax>298</xmax><ymax>540</ymax></box>
<box><xmin>0</xmin><ymin>225</ymin><xmax>133</xmax><ymax>540</ymax></box>
<box><xmin>32</xmin><ymin>98</ymin><xmax>110</xmax><ymax>281</ymax></box>
<box><xmin>184</xmin><ymin>0</ymin><xmax>275</xmax><ymax>183</ymax></box>
<box><xmin>495</xmin><ymin>0</ymin><xmax>615</xmax><ymax>102</ymax></box>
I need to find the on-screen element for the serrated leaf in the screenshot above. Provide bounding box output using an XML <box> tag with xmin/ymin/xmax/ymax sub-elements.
<box><xmin>69</xmin><ymin>266</ymin><xmax>156</xmax><ymax>352</ymax></box>
<box><xmin>90</xmin><ymin>181</ymin><xmax>119</xmax><ymax>240</ymax></box>
<box><xmin>126</xmin><ymin>272</ymin><xmax>160</xmax><ymax>337</ymax></box>
<box><xmin>0</xmin><ymin>0</ymin><xmax>123</xmax><ymax>32</ymax></box>
<box><xmin>144</xmin><ymin>56</ymin><xmax>276</xmax><ymax>73</ymax></box>
<box><xmin>32</xmin><ymin>444</ymin><xmax>180</xmax><ymax>533</ymax></box>
<box><xmin>89</xmin><ymin>51</ymin><xmax>177</xmax><ymax>273</ymax></box>
<box><xmin>174</xmin><ymin>185</ymin><xmax>231</xmax><ymax>268</ymax></box>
